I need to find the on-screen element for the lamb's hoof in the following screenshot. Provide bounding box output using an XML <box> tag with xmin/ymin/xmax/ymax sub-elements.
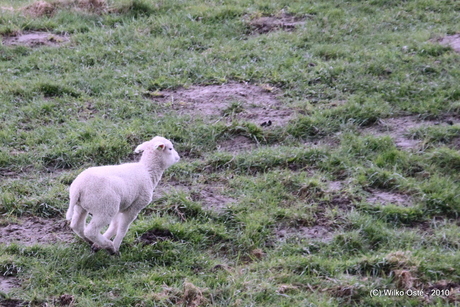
<box><xmin>91</xmin><ymin>244</ymin><xmax>117</xmax><ymax>255</ymax></box>
<box><xmin>91</xmin><ymin>243</ymin><xmax>101</xmax><ymax>253</ymax></box>
<box><xmin>108</xmin><ymin>249</ymin><xmax>120</xmax><ymax>257</ymax></box>
<box><xmin>85</xmin><ymin>238</ymin><xmax>95</xmax><ymax>246</ymax></box>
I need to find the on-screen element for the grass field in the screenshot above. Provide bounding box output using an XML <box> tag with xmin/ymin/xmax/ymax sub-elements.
<box><xmin>1</xmin><ymin>0</ymin><xmax>460</xmax><ymax>306</ymax></box>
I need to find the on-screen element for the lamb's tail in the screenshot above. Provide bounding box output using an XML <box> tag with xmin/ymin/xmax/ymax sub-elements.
<box><xmin>66</xmin><ymin>188</ymin><xmax>81</xmax><ymax>221</ymax></box>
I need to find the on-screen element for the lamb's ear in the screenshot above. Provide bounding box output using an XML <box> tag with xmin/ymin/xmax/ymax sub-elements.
<box><xmin>154</xmin><ymin>143</ymin><xmax>166</xmax><ymax>151</ymax></box>
<box><xmin>134</xmin><ymin>141</ymin><xmax>150</xmax><ymax>153</ymax></box>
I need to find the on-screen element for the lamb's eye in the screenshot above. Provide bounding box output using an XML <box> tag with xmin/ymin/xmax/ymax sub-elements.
<box><xmin>169</xmin><ymin>148</ymin><xmax>172</xmax><ymax>151</ymax></box>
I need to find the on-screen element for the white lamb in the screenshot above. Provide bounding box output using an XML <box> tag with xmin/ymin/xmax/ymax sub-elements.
<box><xmin>66</xmin><ymin>136</ymin><xmax>180</xmax><ymax>254</ymax></box>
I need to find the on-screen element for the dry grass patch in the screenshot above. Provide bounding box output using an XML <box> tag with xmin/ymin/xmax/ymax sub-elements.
<box><xmin>151</xmin><ymin>282</ymin><xmax>208</xmax><ymax>307</ymax></box>
<box><xmin>22</xmin><ymin>0</ymin><xmax>107</xmax><ymax>17</ymax></box>
<box><xmin>21</xmin><ymin>0</ymin><xmax>55</xmax><ymax>17</ymax></box>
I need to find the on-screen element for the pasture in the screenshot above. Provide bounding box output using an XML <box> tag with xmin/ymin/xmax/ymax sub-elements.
<box><xmin>1</xmin><ymin>0</ymin><xmax>460</xmax><ymax>305</ymax></box>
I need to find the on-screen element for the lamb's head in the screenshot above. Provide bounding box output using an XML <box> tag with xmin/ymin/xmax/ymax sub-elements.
<box><xmin>135</xmin><ymin>136</ymin><xmax>180</xmax><ymax>169</ymax></box>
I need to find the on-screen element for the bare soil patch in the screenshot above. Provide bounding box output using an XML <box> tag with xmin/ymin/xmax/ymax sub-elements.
<box><xmin>56</xmin><ymin>294</ymin><xmax>75</xmax><ymax>306</ymax></box>
<box><xmin>448</xmin><ymin>136</ymin><xmax>460</xmax><ymax>151</ymax></box>
<box><xmin>366</xmin><ymin>189</ymin><xmax>413</xmax><ymax>207</ymax></box>
<box><xmin>150</xmin><ymin>82</ymin><xmax>294</xmax><ymax>127</ymax></box>
<box><xmin>137</xmin><ymin>228</ymin><xmax>177</xmax><ymax>245</ymax></box>
<box><xmin>438</xmin><ymin>34</ymin><xmax>460</xmax><ymax>53</ymax></box>
<box><xmin>274</xmin><ymin>193</ymin><xmax>354</xmax><ymax>244</ymax></box>
<box><xmin>155</xmin><ymin>183</ymin><xmax>235</xmax><ymax>214</ymax></box>
<box><xmin>2</xmin><ymin>32</ymin><xmax>70</xmax><ymax>47</ymax></box>
<box><xmin>190</xmin><ymin>186</ymin><xmax>236</xmax><ymax>214</ymax></box>
<box><xmin>248</xmin><ymin>13</ymin><xmax>307</xmax><ymax>34</ymax></box>
<box><xmin>217</xmin><ymin>135</ymin><xmax>256</xmax><ymax>152</ymax></box>
<box><xmin>0</xmin><ymin>298</ymin><xmax>26</xmax><ymax>307</ymax></box>
<box><xmin>0</xmin><ymin>276</ymin><xmax>20</xmax><ymax>294</ymax></box>
<box><xmin>363</xmin><ymin>115</ymin><xmax>459</xmax><ymax>150</ymax></box>
<box><xmin>327</xmin><ymin>181</ymin><xmax>344</xmax><ymax>192</ymax></box>
<box><xmin>0</xmin><ymin>217</ymin><xmax>75</xmax><ymax>246</ymax></box>
<box><xmin>0</xmin><ymin>168</ymin><xmax>21</xmax><ymax>178</ymax></box>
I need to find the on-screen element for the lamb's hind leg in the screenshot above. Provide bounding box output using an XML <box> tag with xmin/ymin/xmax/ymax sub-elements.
<box><xmin>84</xmin><ymin>213</ymin><xmax>116</xmax><ymax>254</ymax></box>
<box><xmin>70</xmin><ymin>205</ymin><xmax>93</xmax><ymax>245</ymax></box>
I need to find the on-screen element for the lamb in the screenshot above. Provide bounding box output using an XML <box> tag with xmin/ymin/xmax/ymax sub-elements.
<box><xmin>66</xmin><ymin>136</ymin><xmax>180</xmax><ymax>254</ymax></box>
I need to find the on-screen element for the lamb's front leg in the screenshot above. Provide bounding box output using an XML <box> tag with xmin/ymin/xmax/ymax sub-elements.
<box><xmin>112</xmin><ymin>210</ymin><xmax>140</xmax><ymax>253</ymax></box>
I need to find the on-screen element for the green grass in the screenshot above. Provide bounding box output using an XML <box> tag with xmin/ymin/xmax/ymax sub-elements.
<box><xmin>1</xmin><ymin>0</ymin><xmax>460</xmax><ymax>305</ymax></box>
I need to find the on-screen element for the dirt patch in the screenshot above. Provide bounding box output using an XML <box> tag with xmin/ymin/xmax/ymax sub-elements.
<box><xmin>2</xmin><ymin>32</ymin><xmax>70</xmax><ymax>47</ymax></box>
<box><xmin>327</xmin><ymin>181</ymin><xmax>344</xmax><ymax>192</ymax></box>
<box><xmin>438</xmin><ymin>34</ymin><xmax>460</xmax><ymax>53</ymax></box>
<box><xmin>150</xmin><ymin>82</ymin><xmax>294</xmax><ymax>127</ymax></box>
<box><xmin>328</xmin><ymin>194</ymin><xmax>356</xmax><ymax>210</ymax></box>
<box><xmin>0</xmin><ymin>217</ymin><xmax>75</xmax><ymax>246</ymax></box>
<box><xmin>137</xmin><ymin>228</ymin><xmax>177</xmax><ymax>245</ymax></box>
<box><xmin>0</xmin><ymin>168</ymin><xmax>21</xmax><ymax>178</ymax></box>
<box><xmin>363</xmin><ymin>116</ymin><xmax>459</xmax><ymax>150</ymax></box>
<box><xmin>0</xmin><ymin>298</ymin><xmax>26</xmax><ymax>307</ymax></box>
<box><xmin>217</xmin><ymin>135</ymin><xmax>256</xmax><ymax>152</ymax></box>
<box><xmin>248</xmin><ymin>13</ymin><xmax>307</xmax><ymax>34</ymax></box>
<box><xmin>57</xmin><ymin>294</ymin><xmax>75</xmax><ymax>306</ymax></box>
<box><xmin>366</xmin><ymin>189</ymin><xmax>413</xmax><ymax>207</ymax></box>
<box><xmin>191</xmin><ymin>186</ymin><xmax>236</xmax><ymax>213</ymax></box>
<box><xmin>275</xmin><ymin>225</ymin><xmax>334</xmax><ymax>243</ymax></box>
<box><xmin>0</xmin><ymin>276</ymin><xmax>20</xmax><ymax>294</ymax></box>
<box><xmin>424</xmin><ymin>280</ymin><xmax>460</xmax><ymax>303</ymax></box>
<box><xmin>154</xmin><ymin>183</ymin><xmax>236</xmax><ymax>214</ymax></box>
